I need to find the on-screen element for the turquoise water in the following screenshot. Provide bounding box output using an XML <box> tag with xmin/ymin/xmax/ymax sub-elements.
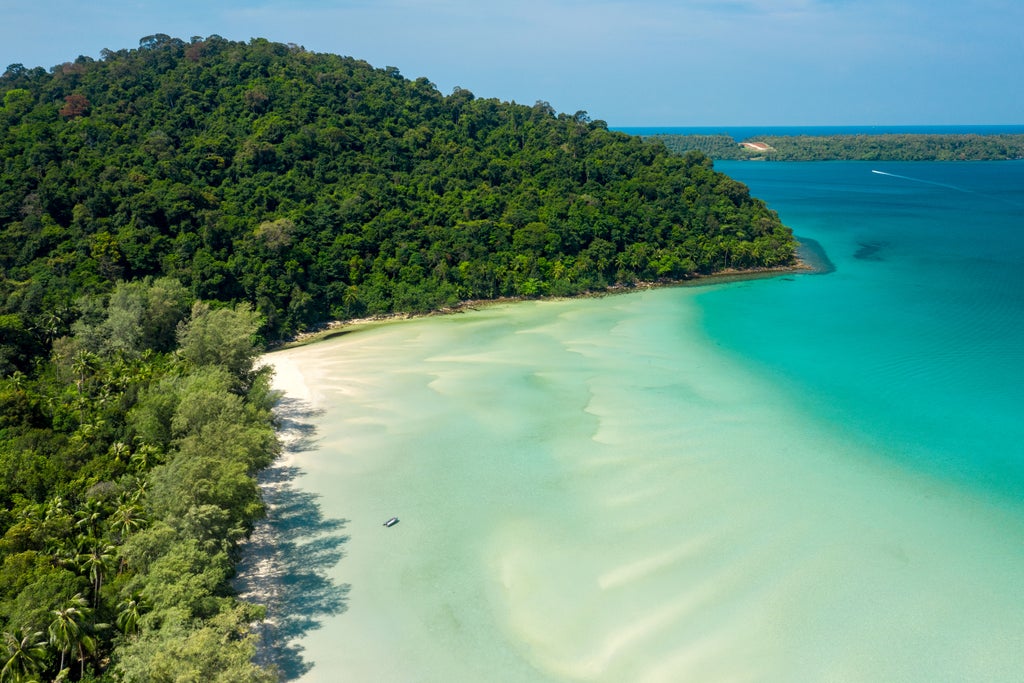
<box><xmin>244</xmin><ymin>160</ymin><xmax>1024</xmax><ymax>682</ymax></box>
<box><xmin>712</xmin><ymin>160</ymin><xmax>1024</xmax><ymax>499</ymax></box>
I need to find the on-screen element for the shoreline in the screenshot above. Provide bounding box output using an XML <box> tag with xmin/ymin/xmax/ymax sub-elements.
<box><xmin>270</xmin><ymin>251</ymin><xmax>820</xmax><ymax>351</ymax></box>
<box><xmin>248</xmin><ymin>265</ymin><xmax>1024</xmax><ymax>682</ymax></box>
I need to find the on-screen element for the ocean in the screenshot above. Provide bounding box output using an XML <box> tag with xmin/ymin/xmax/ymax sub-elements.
<box><xmin>240</xmin><ymin>158</ymin><xmax>1024</xmax><ymax>681</ymax></box>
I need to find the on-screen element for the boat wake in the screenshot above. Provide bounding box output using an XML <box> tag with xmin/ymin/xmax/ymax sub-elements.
<box><xmin>871</xmin><ymin>168</ymin><xmax>1024</xmax><ymax>207</ymax></box>
<box><xmin>870</xmin><ymin>169</ymin><xmax>970</xmax><ymax>192</ymax></box>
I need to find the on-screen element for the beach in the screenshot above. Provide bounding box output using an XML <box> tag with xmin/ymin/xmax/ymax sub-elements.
<box><xmin>246</xmin><ymin>287</ymin><xmax>1024</xmax><ymax>682</ymax></box>
<box><xmin>238</xmin><ymin>159</ymin><xmax>1024</xmax><ymax>682</ymax></box>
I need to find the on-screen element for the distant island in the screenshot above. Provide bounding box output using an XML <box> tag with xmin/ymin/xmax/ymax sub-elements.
<box><xmin>0</xmin><ymin>35</ymin><xmax>799</xmax><ymax>681</ymax></box>
<box><xmin>649</xmin><ymin>133</ymin><xmax>1024</xmax><ymax>161</ymax></box>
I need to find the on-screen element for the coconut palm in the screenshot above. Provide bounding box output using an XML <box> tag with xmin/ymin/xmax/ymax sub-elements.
<box><xmin>74</xmin><ymin>499</ymin><xmax>107</xmax><ymax>540</ymax></box>
<box><xmin>48</xmin><ymin>594</ymin><xmax>89</xmax><ymax>675</ymax></box>
<box><xmin>129</xmin><ymin>444</ymin><xmax>161</xmax><ymax>473</ymax></box>
<box><xmin>77</xmin><ymin>542</ymin><xmax>116</xmax><ymax>608</ymax></box>
<box><xmin>108</xmin><ymin>441</ymin><xmax>131</xmax><ymax>465</ymax></box>
<box><xmin>44</xmin><ymin>495</ymin><xmax>68</xmax><ymax>522</ymax></box>
<box><xmin>73</xmin><ymin>632</ymin><xmax>97</xmax><ymax>680</ymax></box>
<box><xmin>8</xmin><ymin>370</ymin><xmax>26</xmax><ymax>392</ymax></box>
<box><xmin>0</xmin><ymin>628</ymin><xmax>48</xmax><ymax>683</ymax></box>
<box><xmin>109</xmin><ymin>500</ymin><xmax>147</xmax><ymax>544</ymax></box>
<box><xmin>115</xmin><ymin>593</ymin><xmax>146</xmax><ymax>637</ymax></box>
<box><xmin>71</xmin><ymin>350</ymin><xmax>99</xmax><ymax>396</ymax></box>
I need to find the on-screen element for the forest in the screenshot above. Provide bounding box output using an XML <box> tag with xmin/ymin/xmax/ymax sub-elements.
<box><xmin>0</xmin><ymin>35</ymin><xmax>796</xmax><ymax>680</ymax></box>
<box><xmin>650</xmin><ymin>133</ymin><xmax>1024</xmax><ymax>161</ymax></box>
<box><xmin>0</xmin><ymin>34</ymin><xmax>795</xmax><ymax>346</ymax></box>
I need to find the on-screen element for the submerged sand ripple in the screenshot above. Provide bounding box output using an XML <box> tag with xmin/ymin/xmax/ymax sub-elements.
<box><xmin>257</xmin><ymin>291</ymin><xmax>1024</xmax><ymax>682</ymax></box>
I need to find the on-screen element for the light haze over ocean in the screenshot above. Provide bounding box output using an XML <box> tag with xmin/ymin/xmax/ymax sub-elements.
<box><xmin>245</xmin><ymin>157</ymin><xmax>1024</xmax><ymax>681</ymax></box>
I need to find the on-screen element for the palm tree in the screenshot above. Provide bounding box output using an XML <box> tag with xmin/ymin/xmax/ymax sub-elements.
<box><xmin>109</xmin><ymin>500</ymin><xmax>147</xmax><ymax>544</ymax></box>
<box><xmin>129</xmin><ymin>444</ymin><xmax>161</xmax><ymax>473</ymax></box>
<box><xmin>8</xmin><ymin>370</ymin><xmax>26</xmax><ymax>393</ymax></box>
<box><xmin>0</xmin><ymin>628</ymin><xmax>48</xmax><ymax>683</ymax></box>
<box><xmin>48</xmin><ymin>594</ymin><xmax>89</xmax><ymax>675</ymax></box>
<box><xmin>74</xmin><ymin>499</ymin><xmax>107</xmax><ymax>540</ymax></box>
<box><xmin>77</xmin><ymin>541</ymin><xmax>116</xmax><ymax>608</ymax></box>
<box><xmin>33</xmin><ymin>307</ymin><xmax>70</xmax><ymax>344</ymax></box>
<box><xmin>115</xmin><ymin>593</ymin><xmax>146</xmax><ymax>637</ymax></box>
<box><xmin>71</xmin><ymin>350</ymin><xmax>99</xmax><ymax>396</ymax></box>
<box><xmin>72</xmin><ymin>630</ymin><xmax>97</xmax><ymax>681</ymax></box>
<box><xmin>44</xmin><ymin>496</ymin><xmax>68</xmax><ymax>522</ymax></box>
<box><xmin>108</xmin><ymin>441</ymin><xmax>131</xmax><ymax>465</ymax></box>
<box><xmin>343</xmin><ymin>284</ymin><xmax>360</xmax><ymax>317</ymax></box>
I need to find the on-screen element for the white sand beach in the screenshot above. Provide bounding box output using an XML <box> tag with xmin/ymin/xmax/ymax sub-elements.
<box><xmin>247</xmin><ymin>289</ymin><xmax>1024</xmax><ymax>682</ymax></box>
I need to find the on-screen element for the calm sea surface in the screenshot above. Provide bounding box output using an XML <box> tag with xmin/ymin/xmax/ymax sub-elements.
<box><xmin>243</xmin><ymin>159</ymin><xmax>1024</xmax><ymax>681</ymax></box>
<box><xmin>713</xmin><ymin>159</ymin><xmax>1024</xmax><ymax>498</ymax></box>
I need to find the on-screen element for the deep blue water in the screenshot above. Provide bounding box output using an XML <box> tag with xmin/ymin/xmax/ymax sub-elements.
<box><xmin>697</xmin><ymin>160</ymin><xmax>1024</xmax><ymax>500</ymax></box>
<box><xmin>617</xmin><ymin>125</ymin><xmax>1024</xmax><ymax>140</ymax></box>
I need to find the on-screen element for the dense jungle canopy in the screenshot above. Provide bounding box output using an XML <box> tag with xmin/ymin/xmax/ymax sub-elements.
<box><xmin>651</xmin><ymin>132</ymin><xmax>1024</xmax><ymax>161</ymax></box>
<box><xmin>1</xmin><ymin>34</ymin><xmax>795</xmax><ymax>347</ymax></box>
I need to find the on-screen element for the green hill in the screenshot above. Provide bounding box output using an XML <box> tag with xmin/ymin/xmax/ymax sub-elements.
<box><xmin>1</xmin><ymin>34</ymin><xmax>795</xmax><ymax>347</ymax></box>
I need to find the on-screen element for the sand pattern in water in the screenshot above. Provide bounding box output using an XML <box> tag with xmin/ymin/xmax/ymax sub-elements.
<box><xmin>240</xmin><ymin>160</ymin><xmax>1024</xmax><ymax>682</ymax></box>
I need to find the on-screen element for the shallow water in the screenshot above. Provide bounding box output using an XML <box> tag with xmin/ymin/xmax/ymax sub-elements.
<box><xmin>242</xmin><ymin>160</ymin><xmax>1024</xmax><ymax>682</ymax></box>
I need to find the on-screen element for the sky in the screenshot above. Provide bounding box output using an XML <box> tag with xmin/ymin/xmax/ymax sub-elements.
<box><xmin>1</xmin><ymin>0</ymin><xmax>1022</xmax><ymax>127</ymax></box>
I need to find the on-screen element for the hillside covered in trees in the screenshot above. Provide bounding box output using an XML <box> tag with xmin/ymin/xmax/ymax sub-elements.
<box><xmin>649</xmin><ymin>132</ymin><xmax>1024</xmax><ymax>161</ymax></box>
<box><xmin>0</xmin><ymin>35</ymin><xmax>797</xmax><ymax>680</ymax></box>
<box><xmin>1</xmin><ymin>34</ymin><xmax>795</xmax><ymax>347</ymax></box>
<box><xmin>0</xmin><ymin>280</ymin><xmax>278</xmax><ymax>681</ymax></box>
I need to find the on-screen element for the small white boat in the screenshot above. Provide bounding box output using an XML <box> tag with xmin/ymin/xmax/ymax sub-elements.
<box><xmin>383</xmin><ymin>517</ymin><xmax>400</xmax><ymax>527</ymax></box>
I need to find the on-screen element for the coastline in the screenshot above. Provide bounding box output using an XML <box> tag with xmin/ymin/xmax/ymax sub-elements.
<box><xmin>249</xmin><ymin>276</ymin><xmax>1024</xmax><ymax>682</ymax></box>
<box><xmin>271</xmin><ymin>248</ymin><xmax>820</xmax><ymax>351</ymax></box>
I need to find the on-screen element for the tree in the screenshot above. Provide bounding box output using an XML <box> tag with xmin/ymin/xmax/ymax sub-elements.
<box><xmin>0</xmin><ymin>628</ymin><xmax>48</xmax><ymax>683</ymax></box>
<box><xmin>71</xmin><ymin>350</ymin><xmax>99</xmax><ymax>396</ymax></box>
<box><xmin>76</xmin><ymin>541</ymin><xmax>115</xmax><ymax>608</ymax></box>
<box><xmin>58</xmin><ymin>93</ymin><xmax>90</xmax><ymax>119</ymax></box>
<box><xmin>73</xmin><ymin>628</ymin><xmax>97</xmax><ymax>681</ymax></box>
<box><xmin>109</xmin><ymin>500</ymin><xmax>148</xmax><ymax>543</ymax></box>
<box><xmin>115</xmin><ymin>593</ymin><xmax>145</xmax><ymax>637</ymax></box>
<box><xmin>74</xmin><ymin>498</ymin><xmax>107</xmax><ymax>540</ymax></box>
<box><xmin>113</xmin><ymin>605</ymin><xmax>275</xmax><ymax>683</ymax></box>
<box><xmin>175</xmin><ymin>303</ymin><xmax>264</xmax><ymax>383</ymax></box>
<box><xmin>47</xmin><ymin>593</ymin><xmax>89</xmax><ymax>676</ymax></box>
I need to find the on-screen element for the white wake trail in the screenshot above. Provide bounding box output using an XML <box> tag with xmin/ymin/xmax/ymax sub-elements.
<box><xmin>871</xmin><ymin>169</ymin><xmax>970</xmax><ymax>192</ymax></box>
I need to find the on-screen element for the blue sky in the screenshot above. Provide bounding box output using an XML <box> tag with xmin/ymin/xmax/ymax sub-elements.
<box><xmin>1</xmin><ymin>0</ymin><xmax>1021</xmax><ymax>126</ymax></box>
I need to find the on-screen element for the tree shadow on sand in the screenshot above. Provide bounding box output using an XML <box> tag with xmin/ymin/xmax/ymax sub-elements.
<box><xmin>235</xmin><ymin>396</ymin><xmax>351</xmax><ymax>681</ymax></box>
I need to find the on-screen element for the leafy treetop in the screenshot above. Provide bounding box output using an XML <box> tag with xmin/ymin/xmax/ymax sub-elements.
<box><xmin>1</xmin><ymin>35</ymin><xmax>795</xmax><ymax>350</ymax></box>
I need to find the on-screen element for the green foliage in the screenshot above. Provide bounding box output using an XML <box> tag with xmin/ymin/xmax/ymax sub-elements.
<box><xmin>113</xmin><ymin>604</ymin><xmax>275</xmax><ymax>683</ymax></box>
<box><xmin>47</xmin><ymin>593</ymin><xmax>94</xmax><ymax>677</ymax></box>
<box><xmin>0</xmin><ymin>34</ymin><xmax>803</xmax><ymax>680</ymax></box>
<box><xmin>72</xmin><ymin>277</ymin><xmax>191</xmax><ymax>357</ymax></box>
<box><xmin>175</xmin><ymin>303</ymin><xmax>263</xmax><ymax>383</ymax></box>
<box><xmin>0</xmin><ymin>276</ymin><xmax>280</xmax><ymax>679</ymax></box>
<box><xmin>649</xmin><ymin>133</ymin><xmax>1024</xmax><ymax>161</ymax></box>
<box><xmin>649</xmin><ymin>134</ymin><xmax>750</xmax><ymax>159</ymax></box>
<box><xmin>1</xmin><ymin>627</ymin><xmax>48</xmax><ymax>682</ymax></box>
<box><xmin>1</xmin><ymin>35</ymin><xmax>794</xmax><ymax>343</ymax></box>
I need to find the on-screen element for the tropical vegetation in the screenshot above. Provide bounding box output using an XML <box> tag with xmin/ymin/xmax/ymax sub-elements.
<box><xmin>650</xmin><ymin>133</ymin><xmax>1024</xmax><ymax>161</ymax></box>
<box><xmin>0</xmin><ymin>34</ymin><xmax>798</xmax><ymax>680</ymax></box>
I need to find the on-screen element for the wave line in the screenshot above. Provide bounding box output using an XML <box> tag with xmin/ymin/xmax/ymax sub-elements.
<box><xmin>871</xmin><ymin>169</ymin><xmax>970</xmax><ymax>192</ymax></box>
